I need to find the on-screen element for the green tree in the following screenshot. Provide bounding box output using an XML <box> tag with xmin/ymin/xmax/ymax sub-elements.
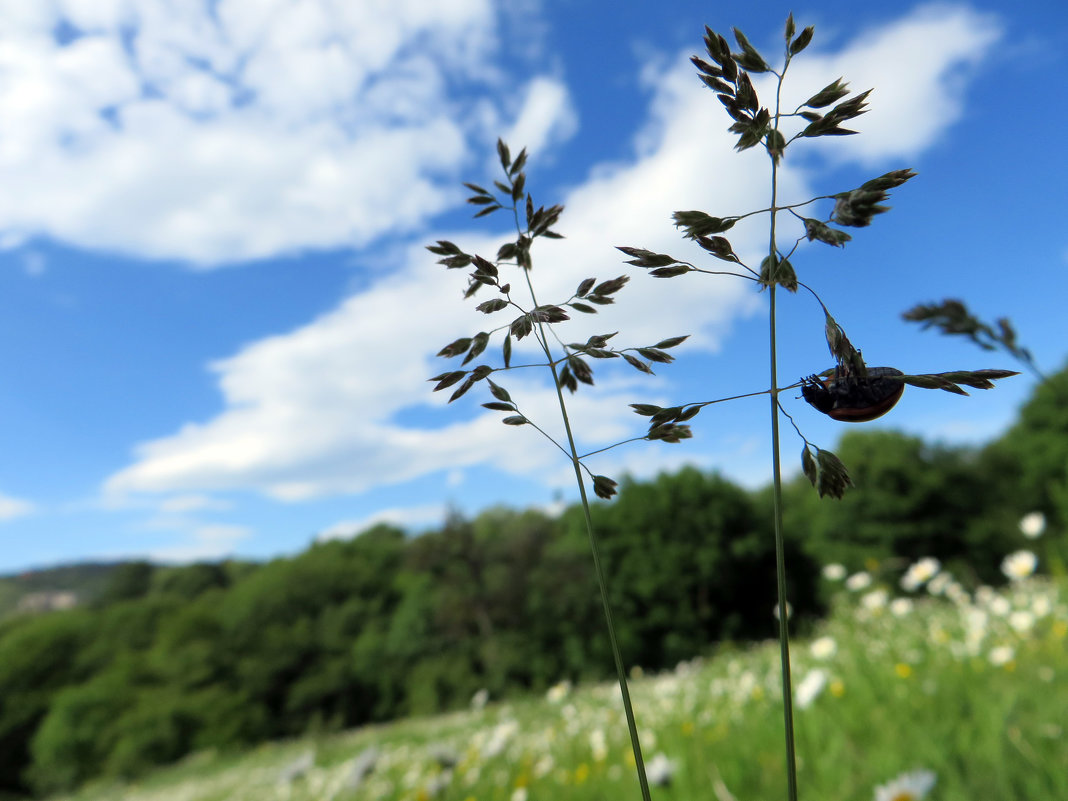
<box><xmin>94</xmin><ymin>561</ymin><xmax>155</xmax><ymax>606</ymax></box>
<box><xmin>784</xmin><ymin>429</ymin><xmax>1016</xmax><ymax>584</ymax></box>
<box><xmin>153</xmin><ymin>562</ymin><xmax>230</xmax><ymax>600</ymax></box>
<box><xmin>0</xmin><ymin>610</ymin><xmax>94</xmax><ymax>794</ymax></box>
<box><xmin>983</xmin><ymin>362</ymin><xmax>1068</xmax><ymax>523</ymax></box>
<box><xmin>27</xmin><ymin>656</ymin><xmax>147</xmax><ymax>793</ymax></box>
<box><xmin>580</xmin><ymin>467</ymin><xmax>819</xmax><ymax>668</ymax></box>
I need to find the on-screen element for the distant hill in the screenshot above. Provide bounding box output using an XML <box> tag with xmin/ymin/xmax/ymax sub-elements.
<box><xmin>0</xmin><ymin>562</ymin><xmax>123</xmax><ymax>618</ymax></box>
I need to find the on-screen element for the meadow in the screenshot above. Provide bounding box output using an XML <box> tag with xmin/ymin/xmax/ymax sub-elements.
<box><xmin>47</xmin><ymin>553</ymin><xmax>1067</xmax><ymax>801</ymax></box>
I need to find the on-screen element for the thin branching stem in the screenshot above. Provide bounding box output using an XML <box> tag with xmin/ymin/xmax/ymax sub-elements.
<box><xmin>578</xmin><ymin>437</ymin><xmax>649</xmax><ymax>461</ymax></box>
<box><xmin>777</xmin><ymin>399</ymin><xmax>811</xmax><ymax>448</ymax></box>
<box><xmin>730</xmin><ymin>196</ymin><xmax>833</xmax><ymax>222</ymax></box>
<box><xmin>694</xmin><ymin>267</ymin><xmax>762</xmax><ymax>281</ymax></box>
<box><xmin>578</xmin><ymin>387</ymin><xmax>775</xmax><ymax>459</ymax></box>
<box><xmin>506</xmin><ymin>404</ymin><xmax>572</xmax><ymax>461</ymax></box>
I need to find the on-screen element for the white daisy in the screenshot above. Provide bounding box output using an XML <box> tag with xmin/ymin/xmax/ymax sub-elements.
<box><xmin>900</xmin><ymin>557</ymin><xmax>940</xmax><ymax>592</ymax></box>
<box><xmin>1009</xmin><ymin>610</ymin><xmax>1036</xmax><ymax>633</ymax></box>
<box><xmin>873</xmin><ymin>769</ymin><xmax>936</xmax><ymax>801</ymax></box>
<box><xmin>926</xmin><ymin>572</ymin><xmax>952</xmax><ymax>596</ymax></box>
<box><xmin>846</xmin><ymin>571</ymin><xmax>872</xmax><ymax>591</ymax></box>
<box><xmin>809</xmin><ymin>636</ymin><xmax>837</xmax><ymax>660</ymax></box>
<box><xmin>1001</xmin><ymin>550</ymin><xmax>1038</xmax><ymax>582</ymax></box>
<box><xmin>861</xmin><ymin>589</ymin><xmax>889</xmax><ymax>610</ymax></box>
<box><xmin>889</xmin><ymin>597</ymin><xmax>913</xmax><ymax>617</ymax></box>
<box><xmin>1019</xmin><ymin>511</ymin><xmax>1046</xmax><ymax>539</ymax></box>
<box><xmin>645</xmin><ymin>753</ymin><xmax>675</xmax><ymax>787</ymax></box>
<box><xmin>988</xmin><ymin>645</ymin><xmax>1015</xmax><ymax>666</ymax></box>
<box><xmin>545</xmin><ymin>680</ymin><xmax>571</xmax><ymax>703</ymax></box>
<box><xmin>795</xmin><ymin>668</ymin><xmax>828</xmax><ymax>709</ymax></box>
<box><xmin>822</xmin><ymin>563</ymin><xmax>847</xmax><ymax>581</ymax></box>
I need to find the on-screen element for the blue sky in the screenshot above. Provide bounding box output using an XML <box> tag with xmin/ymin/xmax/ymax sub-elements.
<box><xmin>0</xmin><ymin>0</ymin><xmax>1065</xmax><ymax>572</ymax></box>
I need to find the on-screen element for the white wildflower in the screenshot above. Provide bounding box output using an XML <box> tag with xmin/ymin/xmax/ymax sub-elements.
<box><xmin>483</xmin><ymin>721</ymin><xmax>517</xmax><ymax>758</ymax></box>
<box><xmin>589</xmin><ymin>729</ymin><xmax>608</xmax><ymax>762</ymax></box>
<box><xmin>1032</xmin><ymin>594</ymin><xmax>1052</xmax><ymax>617</ymax></box>
<box><xmin>900</xmin><ymin>557</ymin><xmax>941</xmax><ymax>592</ymax></box>
<box><xmin>795</xmin><ymin>668</ymin><xmax>828</xmax><ymax>709</ymax></box>
<box><xmin>645</xmin><ymin>753</ymin><xmax>675</xmax><ymax>787</ymax></box>
<box><xmin>874</xmin><ymin>769</ymin><xmax>936</xmax><ymax>801</ymax></box>
<box><xmin>889</xmin><ymin>597</ymin><xmax>913</xmax><ymax>617</ymax></box>
<box><xmin>965</xmin><ymin>607</ymin><xmax>989</xmax><ymax>635</ymax></box>
<box><xmin>822</xmin><ymin>563</ymin><xmax>847</xmax><ymax>581</ymax></box>
<box><xmin>1009</xmin><ymin>610</ymin><xmax>1035</xmax><ymax>633</ymax></box>
<box><xmin>846</xmin><ymin>571</ymin><xmax>872</xmax><ymax>591</ymax></box>
<box><xmin>861</xmin><ymin>589</ymin><xmax>888</xmax><ymax>610</ymax></box>
<box><xmin>470</xmin><ymin>688</ymin><xmax>489</xmax><ymax>710</ymax></box>
<box><xmin>733</xmin><ymin>670</ymin><xmax>757</xmax><ymax>701</ymax></box>
<box><xmin>1001</xmin><ymin>550</ymin><xmax>1038</xmax><ymax>581</ymax></box>
<box><xmin>988</xmin><ymin>595</ymin><xmax>1011</xmax><ymax>616</ymax></box>
<box><xmin>988</xmin><ymin>645</ymin><xmax>1015</xmax><ymax>666</ymax></box>
<box><xmin>944</xmin><ymin>581</ymin><xmax>969</xmax><ymax>605</ymax></box>
<box><xmin>974</xmin><ymin>585</ymin><xmax>996</xmax><ymax>606</ymax></box>
<box><xmin>1019</xmin><ymin>511</ymin><xmax>1046</xmax><ymax>539</ymax></box>
<box><xmin>810</xmin><ymin>636</ymin><xmax>837</xmax><ymax>660</ymax></box>
<box><xmin>926</xmin><ymin>572</ymin><xmax>952</xmax><ymax>596</ymax></box>
<box><xmin>545</xmin><ymin>680</ymin><xmax>571</xmax><ymax>703</ymax></box>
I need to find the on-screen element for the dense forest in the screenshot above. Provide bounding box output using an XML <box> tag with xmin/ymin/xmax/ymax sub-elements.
<box><xmin>0</xmin><ymin>366</ymin><xmax>1064</xmax><ymax>798</ymax></box>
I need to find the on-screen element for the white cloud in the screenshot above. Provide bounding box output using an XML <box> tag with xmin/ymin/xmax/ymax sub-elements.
<box><xmin>776</xmin><ymin>4</ymin><xmax>1001</xmax><ymax>164</ymax></box>
<box><xmin>317</xmin><ymin>504</ymin><xmax>447</xmax><ymax>541</ymax></box>
<box><xmin>500</xmin><ymin>76</ymin><xmax>579</xmax><ymax>157</ymax></box>
<box><xmin>0</xmin><ymin>493</ymin><xmax>35</xmax><ymax>521</ymax></box>
<box><xmin>157</xmin><ymin>494</ymin><xmax>233</xmax><ymax>513</ymax></box>
<box><xmin>0</xmin><ymin>0</ymin><xmax>518</xmax><ymax>265</ymax></box>
<box><xmin>102</xmin><ymin>258</ymin><xmax>662</xmax><ymax>500</ymax></box>
<box><xmin>104</xmin><ymin>4</ymin><xmax>1002</xmax><ymax>502</ymax></box>
<box><xmin>143</xmin><ymin>523</ymin><xmax>253</xmax><ymax>563</ymax></box>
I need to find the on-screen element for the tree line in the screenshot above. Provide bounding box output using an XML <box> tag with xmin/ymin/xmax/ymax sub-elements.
<box><xmin>0</xmin><ymin>365</ymin><xmax>1063</xmax><ymax>798</ymax></box>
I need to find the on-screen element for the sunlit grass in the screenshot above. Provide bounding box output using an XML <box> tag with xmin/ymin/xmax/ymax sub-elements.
<box><xmin>48</xmin><ymin>573</ymin><xmax>1067</xmax><ymax>801</ymax></box>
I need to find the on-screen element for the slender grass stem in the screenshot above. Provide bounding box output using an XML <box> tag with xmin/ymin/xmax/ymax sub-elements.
<box><xmin>511</xmin><ymin>201</ymin><xmax>652</xmax><ymax>801</ymax></box>
<box><xmin>769</xmin><ymin>63</ymin><xmax>800</xmax><ymax>801</ymax></box>
<box><xmin>768</xmin><ymin>283</ymin><xmax>799</xmax><ymax>801</ymax></box>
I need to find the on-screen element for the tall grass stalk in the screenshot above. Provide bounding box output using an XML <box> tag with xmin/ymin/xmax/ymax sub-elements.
<box><xmin>767</xmin><ymin>49</ymin><xmax>797</xmax><ymax>801</ymax></box>
<box><xmin>430</xmin><ymin>142</ymin><xmax>683</xmax><ymax>800</ymax></box>
<box><xmin>620</xmin><ymin>15</ymin><xmax>1017</xmax><ymax>799</ymax></box>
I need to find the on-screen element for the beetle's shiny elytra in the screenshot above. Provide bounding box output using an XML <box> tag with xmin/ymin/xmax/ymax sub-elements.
<box><xmin>801</xmin><ymin>366</ymin><xmax>905</xmax><ymax>422</ymax></box>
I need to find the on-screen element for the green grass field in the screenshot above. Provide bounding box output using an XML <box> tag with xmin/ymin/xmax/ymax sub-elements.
<box><xmin>48</xmin><ymin>568</ymin><xmax>1067</xmax><ymax>801</ymax></box>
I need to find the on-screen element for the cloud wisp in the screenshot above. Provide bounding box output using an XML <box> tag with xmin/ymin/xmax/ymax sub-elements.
<box><xmin>0</xmin><ymin>492</ymin><xmax>35</xmax><ymax>522</ymax></box>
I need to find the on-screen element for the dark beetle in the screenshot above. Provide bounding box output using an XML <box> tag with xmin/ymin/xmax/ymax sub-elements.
<box><xmin>801</xmin><ymin>366</ymin><xmax>905</xmax><ymax>422</ymax></box>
